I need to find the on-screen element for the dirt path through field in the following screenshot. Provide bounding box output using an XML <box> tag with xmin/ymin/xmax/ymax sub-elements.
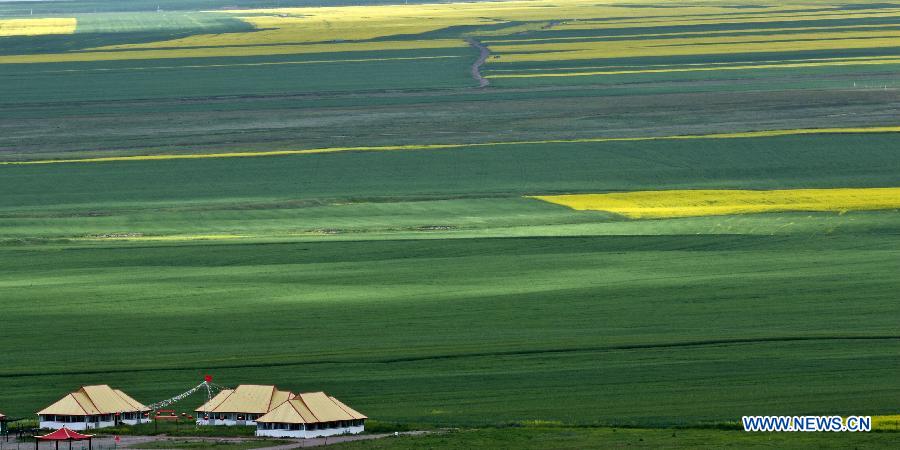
<box><xmin>0</xmin><ymin>432</ymin><xmax>433</xmax><ymax>450</ymax></box>
<box><xmin>465</xmin><ymin>38</ymin><xmax>490</xmax><ymax>88</ymax></box>
<box><xmin>70</xmin><ymin>431</ymin><xmax>436</xmax><ymax>449</ymax></box>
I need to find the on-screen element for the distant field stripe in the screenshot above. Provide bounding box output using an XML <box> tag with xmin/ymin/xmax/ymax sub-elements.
<box><xmin>80</xmin><ymin>234</ymin><xmax>250</xmax><ymax>241</ymax></box>
<box><xmin>487</xmin><ymin>58</ymin><xmax>900</xmax><ymax>78</ymax></box>
<box><xmin>1</xmin><ymin>335</ymin><xmax>897</xmax><ymax>378</ymax></box>
<box><xmin>557</xmin><ymin>9</ymin><xmax>900</xmax><ymax>31</ymax></box>
<box><xmin>3</xmin><ymin>126</ymin><xmax>899</xmax><ymax>165</ymax></box>
<box><xmin>30</xmin><ymin>55</ymin><xmax>462</xmax><ymax>74</ymax></box>
<box><xmin>481</xmin><ymin>23</ymin><xmax>900</xmax><ymax>45</ymax></box>
<box><xmin>485</xmin><ymin>54</ymin><xmax>900</xmax><ymax>73</ymax></box>
<box><xmin>531</xmin><ymin>188</ymin><xmax>900</xmax><ymax>219</ymax></box>
<box><xmin>0</xmin><ymin>17</ymin><xmax>75</xmax><ymax>36</ymax></box>
<box><xmin>0</xmin><ymin>39</ymin><xmax>465</xmax><ymax>64</ymax></box>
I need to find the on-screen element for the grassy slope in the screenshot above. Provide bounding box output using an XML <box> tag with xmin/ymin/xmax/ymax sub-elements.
<box><xmin>336</xmin><ymin>427</ymin><xmax>900</xmax><ymax>449</ymax></box>
<box><xmin>1</xmin><ymin>2</ymin><xmax>899</xmax><ymax>446</ymax></box>
<box><xmin>0</xmin><ymin>1</ymin><xmax>433</xmax><ymax>15</ymax></box>
<box><xmin>3</xmin><ymin>2</ymin><xmax>899</xmax><ymax>161</ymax></box>
<box><xmin>3</xmin><ymin>232</ymin><xmax>899</xmax><ymax>425</ymax></box>
<box><xmin>3</xmin><ymin>133</ymin><xmax>899</xmax><ymax>209</ymax></box>
<box><xmin>1</xmin><ymin>133</ymin><xmax>899</xmax><ymax>426</ymax></box>
<box><xmin>0</xmin><ymin>49</ymin><xmax>472</xmax><ymax>104</ymax></box>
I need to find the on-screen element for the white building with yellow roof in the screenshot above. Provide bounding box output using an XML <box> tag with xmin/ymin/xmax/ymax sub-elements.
<box><xmin>255</xmin><ymin>392</ymin><xmax>366</xmax><ymax>438</ymax></box>
<box><xmin>195</xmin><ymin>384</ymin><xmax>293</xmax><ymax>426</ymax></box>
<box><xmin>36</xmin><ymin>385</ymin><xmax>150</xmax><ymax>430</ymax></box>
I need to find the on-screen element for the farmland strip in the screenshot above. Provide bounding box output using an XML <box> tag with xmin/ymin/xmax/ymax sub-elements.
<box><xmin>3</xmin><ymin>126</ymin><xmax>899</xmax><ymax>165</ymax></box>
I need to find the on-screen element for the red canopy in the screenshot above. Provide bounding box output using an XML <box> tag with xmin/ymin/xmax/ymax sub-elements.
<box><xmin>37</xmin><ymin>428</ymin><xmax>93</xmax><ymax>441</ymax></box>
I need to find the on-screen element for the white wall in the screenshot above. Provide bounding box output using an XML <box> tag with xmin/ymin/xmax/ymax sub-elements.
<box><xmin>195</xmin><ymin>418</ymin><xmax>258</xmax><ymax>426</ymax></box>
<box><xmin>122</xmin><ymin>418</ymin><xmax>150</xmax><ymax>426</ymax></box>
<box><xmin>256</xmin><ymin>424</ymin><xmax>364</xmax><ymax>438</ymax></box>
<box><xmin>40</xmin><ymin>417</ymin><xmax>149</xmax><ymax>430</ymax></box>
<box><xmin>39</xmin><ymin>420</ymin><xmax>114</xmax><ymax>431</ymax></box>
<box><xmin>256</xmin><ymin>428</ymin><xmax>304</xmax><ymax>438</ymax></box>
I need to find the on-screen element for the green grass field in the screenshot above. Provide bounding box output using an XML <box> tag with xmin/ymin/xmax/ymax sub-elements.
<box><xmin>336</xmin><ymin>427</ymin><xmax>900</xmax><ymax>449</ymax></box>
<box><xmin>2</xmin><ymin>1</ymin><xmax>899</xmax><ymax>448</ymax></box>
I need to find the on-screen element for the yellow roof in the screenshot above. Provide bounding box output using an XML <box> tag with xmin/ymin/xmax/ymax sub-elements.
<box><xmin>270</xmin><ymin>389</ymin><xmax>293</xmax><ymax>408</ymax></box>
<box><xmin>114</xmin><ymin>390</ymin><xmax>147</xmax><ymax>411</ymax></box>
<box><xmin>195</xmin><ymin>385</ymin><xmax>292</xmax><ymax>414</ymax></box>
<box><xmin>196</xmin><ymin>389</ymin><xmax>233</xmax><ymax>412</ymax></box>
<box><xmin>256</xmin><ymin>392</ymin><xmax>366</xmax><ymax>424</ymax></box>
<box><xmin>71</xmin><ymin>391</ymin><xmax>100</xmax><ymax>415</ymax></box>
<box><xmin>254</xmin><ymin>401</ymin><xmax>308</xmax><ymax>424</ymax></box>
<box><xmin>37</xmin><ymin>385</ymin><xmax>149</xmax><ymax>416</ymax></box>
<box><xmin>329</xmin><ymin>396</ymin><xmax>367</xmax><ymax>420</ymax></box>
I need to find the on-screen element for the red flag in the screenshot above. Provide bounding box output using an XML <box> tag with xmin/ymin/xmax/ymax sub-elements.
<box><xmin>204</xmin><ymin>375</ymin><xmax>212</xmax><ymax>383</ymax></box>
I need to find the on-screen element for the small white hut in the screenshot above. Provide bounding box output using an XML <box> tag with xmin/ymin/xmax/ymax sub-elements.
<box><xmin>195</xmin><ymin>385</ymin><xmax>293</xmax><ymax>426</ymax></box>
<box><xmin>255</xmin><ymin>392</ymin><xmax>366</xmax><ymax>438</ymax></box>
<box><xmin>37</xmin><ymin>385</ymin><xmax>150</xmax><ymax>430</ymax></box>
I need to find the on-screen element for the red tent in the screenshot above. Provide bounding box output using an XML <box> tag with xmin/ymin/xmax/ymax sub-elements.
<box><xmin>36</xmin><ymin>428</ymin><xmax>93</xmax><ymax>450</ymax></box>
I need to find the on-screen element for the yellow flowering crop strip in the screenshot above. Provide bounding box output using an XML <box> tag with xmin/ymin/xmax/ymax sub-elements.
<box><xmin>530</xmin><ymin>188</ymin><xmax>900</xmax><ymax>219</ymax></box>
<box><xmin>32</xmin><ymin>55</ymin><xmax>461</xmax><ymax>74</ymax></box>
<box><xmin>872</xmin><ymin>415</ymin><xmax>900</xmax><ymax>431</ymax></box>
<box><xmin>487</xmin><ymin>29</ymin><xmax>900</xmax><ymax>63</ymax></box>
<box><xmin>0</xmin><ymin>18</ymin><xmax>76</xmax><ymax>36</ymax></box>
<box><xmin>0</xmin><ymin>39</ymin><xmax>464</xmax><ymax>64</ymax></box>
<box><xmin>553</xmin><ymin>8</ymin><xmax>900</xmax><ymax>32</ymax></box>
<box><xmin>482</xmin><ymin>23</ymin><xmax>900</xmax><ymax>45</ymax></box>
<box><xmin>2</xmin><ymin>126</ymin><xmax>899</xmax><ymax>166</ymax></box>
<box><xmin>487</xmin><ymin>57</ymin><xmax>900</xmax><ymax>79</ymax></box>
<box><xmin>79</xmin><ymin>234</ymin><xmax>250</xmax><ymax>242</ymax></box>
<box><xmin>485</xmin><ymin>54</ymin><xmax>900</xmax><ymax>73</ymax></box>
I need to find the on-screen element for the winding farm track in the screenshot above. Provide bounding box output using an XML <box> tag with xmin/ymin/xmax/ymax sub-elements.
<box><xmin>465</xmin><ymin>37</ymin><xmax>490</xmax><ymax>87</ymax></box>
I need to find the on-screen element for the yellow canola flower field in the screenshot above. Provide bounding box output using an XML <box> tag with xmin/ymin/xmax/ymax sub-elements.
<box><xmin>95</xmin><ymin>0</ymin><xmax>793</xmax><ymax>51</ymax></box>
<box><xmin>872</xmin><ymin>415</ymin><xmax>900</xmax><ymax>431</ymax></box>
<box><xmin>483</xmin><ymin>22</ymin><xmax>900</xmax><ymax>45</ymax></box>
<box><xmin>0</xmin><ymin>18</ymin><xmax>76</xmax><ymax>36</ymax></box>
<box><xmin>0</xmin><ymin>39</ymin><xmax>464</xmax><ymax>64</ymax></box>
<box><xmin>489</xmin><ymin>29</ymin><xmax>900</xmax><ymax>63</ymax></box>
<box><xmin>554</xmin><ymin>8</ymin><xmax>900</xmax><ymax>32</ymax></box>
<box><xmin>531</xmin><ymin>188</ymin><xmax>900</xmax><ymax>219</ymax></box>
<box><xmin>487</xmin><ymin>56</ymin><xmax>900</xmax><ymax>78</ymax></box>
<box><xmin>5</xmin><ymin>1</ymin><xmax>894</xmax><ymax>66</ymax></box>
<box><xmin>82</xmin><ymin>234</ymin><xmax>250</xmax><ymax>242</ymax></box>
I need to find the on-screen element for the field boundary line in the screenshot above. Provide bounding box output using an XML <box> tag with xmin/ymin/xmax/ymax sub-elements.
<box><xmin>1</xmin><ymin>335</ymin><xmax>897</xmax><ymax>379</ymax></box>
<box><xmin>487</xmin><ymin>57</ymin><xmax>900</xmax><ymax>78</ymax></box>
<box><xmin>3</xmin><ymin>126</ymin><xmax>899</xmax><ymax>166</ymax></box>
<box><xmin>26</xmin><ymin>55</ymin><xmax>463</xmax><ymax>74</ymax></box>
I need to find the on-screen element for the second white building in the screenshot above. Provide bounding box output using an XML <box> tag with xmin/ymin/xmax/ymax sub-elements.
<box><xmin>195</xmin><ymin>384</ymin><xmax>293</xmax><ymax>426</ymax></box>
<box><xmin>255</xmin><ymin>392</ymin><xmax>367</xmax><ymax>438</ymax></box>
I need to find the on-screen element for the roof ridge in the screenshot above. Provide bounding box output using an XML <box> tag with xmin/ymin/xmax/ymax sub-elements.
<box><xmin>71</xmin><ymin>393</ymin><xmax>89</xmax><ymax>415</ymax></box>
<box><xmin>266</xmin><ymin>385</ymin><xmax>277</xmax><ymax>411</ymax></box>
<box><xmin>112</xmin><ymin>388</ymin><xmax>146</xmax><ymax>411</ymax></box>
<box><xmin>328</xmin><ymin>395</ymin><xmax>357</xmax><ymax>418</ymax></box>
<box><xmin>287</xmin><ymin>398</ymin><xmax>305</xmax><ymax>420</ymax></box>
<box><xmin>294</xmin><ymin>393</ymin><xmax>322</xmax><ymax>423</ymax></box>
<box><xmin>77</xmin><ymin>385</ymin><xmax>102</xmax><ymax>414</ymax></box>
<box><xmin>74</xmin><ymin>389</ymin><xmax>95</xmax><ymax>415</ymax></box>
<box><xmin>202</xmin><ymin>388</ymin><xmax>235</xmax><ymax>412</ymax></box>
